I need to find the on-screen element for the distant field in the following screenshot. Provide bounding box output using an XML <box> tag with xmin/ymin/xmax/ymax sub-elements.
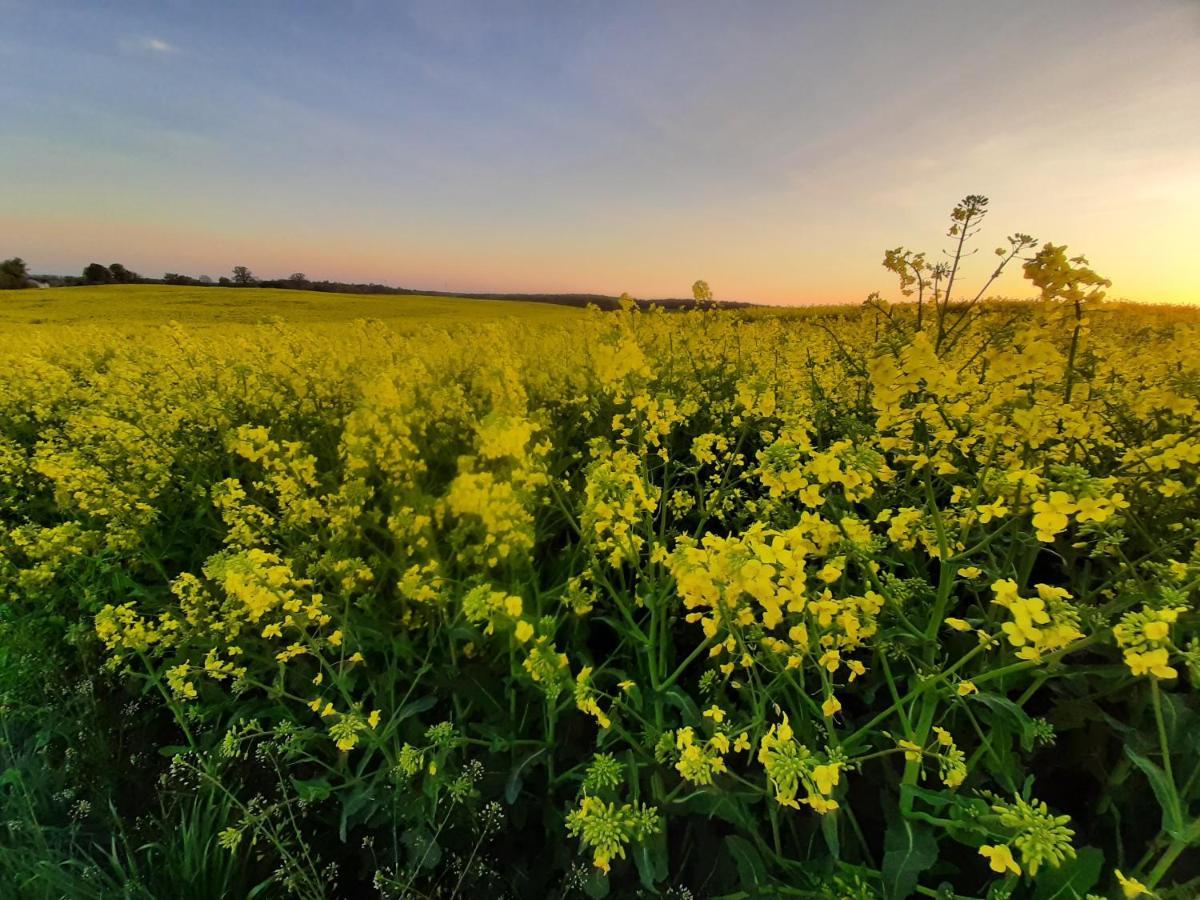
<box><xmin>0</xmin><ymin>284</ymin><xmax>582</xmax><ymax>328</ymax></box>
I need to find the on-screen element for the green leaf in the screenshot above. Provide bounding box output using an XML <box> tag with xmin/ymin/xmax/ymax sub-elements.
<box><xmin>1031</xmin><ymin>846</ymin><xmax>1103</xmax><ymax>899</ymax></box>
<box><xmin>291</xmin><ymin>776</ymin><xmax>332</xmax><ymax>803</ymax></box>
<box><xmin>821</xmin><ymin>811</ymin><xmax>841</xmax><ymax>860</ymax></box>
<box><xmin>398</xmin><ymin>695</ymin><xmax>437</xmax><ymax>721</ymax></box>
<box><xmin>1125</xmin><ymin>747</ymin><xmax>1185</xmax><ymax>839</ymax></box>
<box><xmin>401</xmin><ymin>827</ymin><xmax>442</xmax><ymax>870</ymax></box>
<box><xmin>972</xmin><ymin>692</ymin><xmax>1035</xmax><ymax>751</ymax></box>
<box><xmin>681</xmin><ymin>790</ymin><xmax>758</xmax><ymax>832</ymax></box>
<box><xmin>634</xmin><ymin>829</ymin><xmax>669</xmax><ymax>889</ymax></box>
<box><xmin>663</xmin><ymin>686</ymin><xmax>701</xmax><ymax>722</ymax></box>
<box><xmin>725</xmin><ymin>835</ymin><xmax>768</xmax><ymax>889</ymax></box>
<box><xmin>504</xmin><ymin>747</ymin><xmax>546</xmax><ymax>805</ymax></box>
<box><xmin>882</xmin><ymin>818</ymin><xmax>938</xmax><ymax>899</ymax></box>
<box><xmin>582</xmin><ymin>869</ymin><xmax>610</xmax><ymax>899</ymax></box>
<box><xmin>340</xmin><ymin>785</ymin><xmax>379</xmax><ymax>842</ymax></box>
<box><xmin>900</xmin><ymin>784</ymin><xmax>953</xmax><ymax>812</ymax></box>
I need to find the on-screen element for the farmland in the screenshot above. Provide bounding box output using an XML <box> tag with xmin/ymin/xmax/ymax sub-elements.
<box><xmin>1</xmin><ymin>259</ymin><xmax>1199</xmax><ymax>898</ymax></box>
<box><xmin>0</xmin><ymin>284</ymin><xmax>581</xmax><ymax>329</ymax></box>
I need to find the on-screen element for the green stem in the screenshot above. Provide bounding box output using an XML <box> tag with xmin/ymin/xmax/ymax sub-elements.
<box><xmin>1150</xmin><ymin>679</ymin><xmax>1176</xmax><ymax>796</ymax></box>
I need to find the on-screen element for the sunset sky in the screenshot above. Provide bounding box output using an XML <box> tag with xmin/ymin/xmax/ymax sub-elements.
<box><xmin>3</xmin><ymin>0</ymin><xmax>1198</xmax><ymax>304</ymax></box>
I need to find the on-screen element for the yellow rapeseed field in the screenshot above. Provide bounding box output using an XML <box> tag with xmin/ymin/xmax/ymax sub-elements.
<box><xmin>2</xmin><ymin>253</ymin><xmax>1198</xmax><ymax>898</ymax></box>
<box><xmin>0</xmin><ymin>283</ymin><xmax>580</xmax><ymax>329</ymax></box>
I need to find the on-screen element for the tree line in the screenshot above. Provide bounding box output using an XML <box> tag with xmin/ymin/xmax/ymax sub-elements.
<box><xmin>1</xmin><ymin>258</ymin><xmax>750</xmax><ymax>310</ymax></box>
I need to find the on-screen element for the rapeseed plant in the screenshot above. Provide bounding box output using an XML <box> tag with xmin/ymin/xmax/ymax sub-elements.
<box><xmin>1</xmin><ymin>197</ymin><xmax>1197</xmax><ymax>896</ymax></box>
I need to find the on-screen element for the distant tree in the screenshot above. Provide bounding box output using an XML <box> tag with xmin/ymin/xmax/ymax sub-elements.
<box><xmin>83</xmin><ymin>262</ymin><xmax>113</xmax><ymax>283</ymax></box>
<box><xmin>218</xmin><ymin>276</ymin><xmax>232</xmax><ymax>286</ymax></box>
<box><xmin>198</xmin><ymin>275</ymin><xmax>213</xmax><ymax>285</ymax></box>
<box><xmin>163</xmin><ymin>273</ymin><xmax>192</xmax><ymax>285</ymax></box>
<box><xmin>232</xmin><ymin>266</ymin><xmax>256</xmax><ymax>285</ymax></box>
<box><xmin>108</xmin><ymin>262</ymin><xmax>137</xmax><ymax>283</ymax></box>
<box><xmin>288</xmin><ymin>272</ymin><xmax>309</xmax><ymax>287</ymax></box>
<box><xmin>0</xmin><ymin>257</ymin><xmax>30</xmax><ymax>289</ymax></box>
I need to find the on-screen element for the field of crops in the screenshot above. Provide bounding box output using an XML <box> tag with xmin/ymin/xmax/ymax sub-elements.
<box><xmin>0</xmin><ymin>284</ymin><xmax>580</xmax><ymax>329</ymax></box>
<box><xmin>2</xmin><ymin>264</ymin><xmax>1199</xmax><ymax>898</ymax></box>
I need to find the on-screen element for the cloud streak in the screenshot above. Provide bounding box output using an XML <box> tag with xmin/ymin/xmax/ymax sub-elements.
<box><xmin>120</xmin><ymin>36</ymin><xmax>176</xmax><ymax>55</ymax></box>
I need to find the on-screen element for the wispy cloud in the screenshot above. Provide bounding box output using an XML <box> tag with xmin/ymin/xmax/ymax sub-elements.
<box><xmin>121</xmin><ymin>36</ymin><xmax>177</xmax><ymax>55</ymax></box>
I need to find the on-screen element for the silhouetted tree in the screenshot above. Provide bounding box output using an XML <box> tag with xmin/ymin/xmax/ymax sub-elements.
<box><xmin>232</xmin><ymin>266</ymin><xmax>256</xmax><ymax>285</ymax></box>
<box><xmin>198</xmin><ymin>275</ymin><xmax>213</xmax><ymax>285</ymax></box>
<box><xmin>218</xmin><ymin>276</ymin><xmax>232</xmax><ymax>286</ymax></box>
<box><xmin>0</xmin><ymin>257</ymin><xmax>30</xmax><ymax>289</ymax></box>
<box><xmin>0</xmin><ymin>256</ymin><xmax>30</xmax><ymax>289</ymax></box>
<box><xmin>108</xmin><ymin>262</ymin><xmax>137</xmax><ymax>283</ymax></box>
<box><xmin>83</xmin><ymin>263</ymin><xmax>113</xmax><ymax>283</ymax></box>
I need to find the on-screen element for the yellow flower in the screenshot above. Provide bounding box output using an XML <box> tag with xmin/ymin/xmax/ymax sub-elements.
<box><xmin>976</xmin><ymin>500</ymin><xmax>1008</xmax><ymax>523</ymax></box>
<box><xmin>1031</xmin><ymin>491</ymin><xmax>1076</xmax><ymax>542</ymax></box>
<box><xmin>703</xmin><ymin>705</ymin><xmax>726</xmax><ymax>723</ymax></box>
<box><xmin>821</xmin><ymin>695</ymin><xmax>842</xmax><ymax>718</ymax></box>
<box><xmin>1124</xmin><ymin>648</ymin><xmax>1177</xmax><ymax>680</ymax></box>
<box><xmin>733</xmin><ymin>732</ymin><xmax>751</xmax><ymax>753</ymax></box>
<box><xmin>514</xmin><ymin>620</ymin><xmax>535</xmax><ymax>643</ymax></box>
<box><xmin>811</xmin><ymin>763</ymin><xmax>840</xmax><ymax>795</ymax></box>
<box><xmin>979</xmin><ymin>843</ymin><xmax>1021</xmax><ymax>876</ymax></box>
<box><xmin>1115</xmin><ymin>869</ymin><xmax>1150</xmax><ymax>898</ymax></box>
<box><xmin>898</xmin><ymin>739</ymin><xmax>923</xmax><ymax>762</ymax></box>
<box><xmin>275</xmin><ymin>642</ymin><xmax>307</xmax><ymax>663</ymax></box>
<box><xmin>367</xmin><ymin>709</ymin><xmax>381</xmax><ymax>729</ymax></box>
<box><xmin>806</xmin><ymin>793</ymin><xmax>839</xmax><ymax>814</ymax></box>
<box><xmin>957</xmin><ymin>680</ymin><xmax>978</xmax><ymax>696</ymax></box>
<box><xmin>1074</xmin><ymin>495</ymin><xmax>1114</xmax><ymax>523</ymax></box>
<box><xmin>818</xmin><ymin>650</ymin><xmax>841</xmax><ymax>673</ymax></box>
<box><xmin>945</xmin><ymin>617</ymin><xmax>972</xmax><ymax>632</ymax></box>
<box><xmin>816</xmin><ymin>562</ymin><xmax>843</xmax><ymax>584</ymax></box>
<box><xmin>1143</xmin><ymin>621</ymin><xmax>1169</xmax><ymax>642</ymax></box>
<box><xmin>328</xmin><ymin>629</ymin><xmax>343</xmax><ymax>647</ymax></box>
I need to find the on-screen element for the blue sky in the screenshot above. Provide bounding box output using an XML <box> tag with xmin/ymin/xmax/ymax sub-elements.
<box><xmin>3</xmin><ymin>0</ymin><xmax>1198</xmax><ymax>302</ymax></box>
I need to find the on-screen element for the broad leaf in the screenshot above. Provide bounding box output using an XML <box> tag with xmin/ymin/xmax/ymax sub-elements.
<box><xmin>1125</xmin><ymin>747</ymin><xmax>1185</xmax><ymax>840</ymax></box>
<box><xmin>882</xmin><ymin>818</ymin><xmax>938</xmax><ymax>899</ymax></box>
<box><xmin>635</xmin><ymin>829</ymin><xmax>669</xmax><ymax>889</ymax></box>
<box><xmin>291</xmin><ymin>776</ymin><xmax>332</xmax><ymax>803</ymax></box>
<box><xmin>725</xmin><ymin>835</ymin><xmax>768</xmax><ymax>889</ymax></box>
<box><xmin>582</xmin><ymin>869</ymin><xmax>609</xmax><ymax>899</ymax></box>
<box><xmin>1031</xmin><ymin>846</ymin><xmax>1103</xmax><ymax>899</ymax></box>
<box><xmin>504</xmin><ymin>747</ymin><xmax>546</xmax><ymax>804</ymax></box>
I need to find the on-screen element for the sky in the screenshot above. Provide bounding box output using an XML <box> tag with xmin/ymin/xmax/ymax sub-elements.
<box><xmin>2</xmin><ymin>0</ymin><xmax>1198</xmax><ymax>305</ymax></box>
